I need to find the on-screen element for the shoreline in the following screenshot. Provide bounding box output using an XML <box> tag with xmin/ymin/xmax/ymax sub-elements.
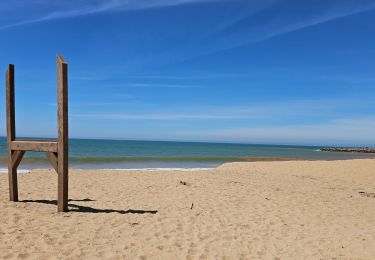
<box><xmin>0</xmin><ymin>158</ymin><xmax>375</xmax><ymax>174</ymax></box>
<box><xmin>1</xmin><ymin>157</ymin><xmax>375</xmax><ymax>173</ymax></box>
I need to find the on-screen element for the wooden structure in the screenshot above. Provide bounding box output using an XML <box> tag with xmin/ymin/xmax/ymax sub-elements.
<box><xmin>6</xmin><ymin>55</ymin><xmax>69</xmax><ymax>212</ymax></box>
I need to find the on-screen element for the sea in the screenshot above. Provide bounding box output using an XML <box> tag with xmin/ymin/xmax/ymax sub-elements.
<box><xmin>0</xmin><ymin>137</ymin><xmax>374</xmax><ymax>171</ymax></box>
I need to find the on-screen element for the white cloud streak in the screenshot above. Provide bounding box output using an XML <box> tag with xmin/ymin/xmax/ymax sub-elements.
<box><xmin>71</xmin><ymin>111</ymin><xmax>375</xmax><ymax>145</ymax></box>
<box><xmin>180</xmin><ymin>117</ymin><xmax>375</xmax><ymax>146</ymax></box>
<box><xmin>150</xmin><ymin>0</ymin><xmax>375</xmax><ymax>64</ymax></box>
<box><xmin>0</xmin><ymin>0</ymin><xmax>230</xmax><ymax>30</ymax></box>
<box><xmin>255</xmin><ymin>3</ymin><xmax>375</xmax><ymax>43</ymax></box>
<box><xmin>128</xmin><ymin>83</ymin><xmax>200</xmax><ymax>89</ymax></box>
<box><xmin>71</xmin><ymin>97</ymin><xmax>375</xmax><ymax>121</ymax></box>
<box><xmin>73</xmin><ymin>112</ymin><xmax>261</xmax><ymax>121</ymax></box>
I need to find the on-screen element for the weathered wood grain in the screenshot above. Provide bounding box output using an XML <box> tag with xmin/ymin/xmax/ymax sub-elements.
<box><xmin>46</xmin><ymin>152</ymin><xmax>58</xmax><ymax>173</ymax></box>
<box><xmin>57</xmin><ymin>55</ymin><xmax>69</xmax><ymax>212</ymax></box>
<box><xmin>6</xmin><ymin>64</ymin><xmax>18</xmax><ymax>201</ymax></box>
<box><xmin>11</xmin><ymin>140</ymin><xmax>58</xmax><ymax>152</ymax></box>
<box><xmin>11</xmin><ymin>150</ymin><xmax>25</xmax><ymax>169</ymax></box>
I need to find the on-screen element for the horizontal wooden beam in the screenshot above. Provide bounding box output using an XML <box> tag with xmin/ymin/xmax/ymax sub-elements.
<box><xmin>11</xmin><ymin>140</ymin><xmax>58</xmax><ymax>152</ymax></box>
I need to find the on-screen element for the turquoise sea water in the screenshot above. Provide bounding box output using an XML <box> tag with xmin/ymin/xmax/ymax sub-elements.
<box><xmin>0</xmin><ymin>137</ymin><xmax>374</xmax><ymax>170</ymax></box>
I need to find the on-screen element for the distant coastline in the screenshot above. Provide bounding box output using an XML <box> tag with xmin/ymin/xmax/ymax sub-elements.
<box><xmin>320</xmin><ymin>147</ymin><xmax>375</xmax><ymax>154</ymax></box>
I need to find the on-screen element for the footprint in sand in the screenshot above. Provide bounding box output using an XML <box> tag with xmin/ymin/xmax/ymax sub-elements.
<box><xmin>359</xmin><ymin>192</ymin><xmax>375</xmax><ymax>198</ymax></box>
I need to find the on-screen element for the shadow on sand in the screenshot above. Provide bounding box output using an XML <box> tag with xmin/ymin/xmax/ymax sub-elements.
<box><xmin>20</xmin><ymin>199</ymin><xmax>158</xmax><ymax>215</ymax></box>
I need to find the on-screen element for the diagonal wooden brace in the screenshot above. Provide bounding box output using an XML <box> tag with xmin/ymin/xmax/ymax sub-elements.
<box><xmin>11</xmin><ymin>150</ymin><xmax>25</xmax><ymax>170</ymax></box>
<box><xmin>45</xmin><ymin>152</ymin><xmax>58</xmax><ymax>173</ymax></box>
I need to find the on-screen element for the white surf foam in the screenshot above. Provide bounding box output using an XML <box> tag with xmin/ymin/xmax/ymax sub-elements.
<box><xmin>0</xmin><ymin>168</ymin><xmax>31</xmax><ymax>174</ymax></box>
<box><xmin>91</xmin><ymin>167</ymin><xmax>214</xmax><ymax>172</ymax></box>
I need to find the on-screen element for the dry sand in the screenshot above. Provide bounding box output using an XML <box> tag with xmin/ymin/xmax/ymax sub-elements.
<box><xmin>1</xmin><ymin>159</ymin><xmax>375</xmax><ymax>259</ymax></box>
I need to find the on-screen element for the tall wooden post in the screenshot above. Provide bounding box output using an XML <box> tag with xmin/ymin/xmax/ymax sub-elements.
<box><xmin>6</xmin><ymin>64</ymin><xmax>17</xmax><ymax>201</ymax></box>
<box><xmin>57</xmin><ymin>55</ymin><xmax>69</xmax><ymax>212</ymax></box>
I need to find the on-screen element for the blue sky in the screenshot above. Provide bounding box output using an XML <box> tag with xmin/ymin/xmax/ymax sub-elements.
<box><xmin>1</xmin><ymin>0</ymin><xmax>375</xmax><ymax>146</ymax></box>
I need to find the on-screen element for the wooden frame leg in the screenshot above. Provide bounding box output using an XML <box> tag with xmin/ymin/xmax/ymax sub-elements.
<box><xmin>8</xmin><ymin>161</ymin><xmax>18</xmax><ymax>201</ymax></box>
<box><xmin>6</xmin><ymin>64</ymin><xmax>18</xmax><ymax>202</ymax></box>
<box><xmin>8</xmin><ymin>150</ymin><xmax>25</xmax><ymax>201</ymax></box>
<box><xmin>57</xmin><ymin>160</ymin><xmax>68</xmax><ymax>212</ymax></box>
<box><xmin>57</xmin><ymin>55</ymin><xmax>69</xmax><ymax>212</ymax></box>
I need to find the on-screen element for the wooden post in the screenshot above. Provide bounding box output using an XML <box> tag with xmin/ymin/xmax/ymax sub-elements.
<box><xmin>6</xmin><ymin>64</ymin><xmax>18</xmax><ymax>201</ymax></box>
<box><xmin>57</xmin><ymin>55</ymin><xmax>69</xmax><ymax>212</ymax></box>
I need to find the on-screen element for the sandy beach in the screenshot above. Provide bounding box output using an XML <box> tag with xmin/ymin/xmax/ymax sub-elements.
<box><xmin>1</xmin><ymin>159</ymin><xmax>375</xmax><ymax>259</ymax></box>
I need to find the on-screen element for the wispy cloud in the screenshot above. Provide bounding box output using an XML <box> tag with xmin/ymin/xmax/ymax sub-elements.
<box><xmin>180</xmin><ymin>117</ymin><xmax>375</xmax><ymax>146</ymax></box>
<box><xmin>73</xmin><ymin>109</ymin><xmax>262</xmax><ymax>121</ymax></box>
<box><xmin>253</xmin><ymin>2</ymin><xmax>375</xmax><ymax>43</ymax></box>
<box><xmin>71</xmin><ymin>97</ymin><xmax>375</xmax><ymax>121</ymax></box>
<box><xmin>215</xmin><ymin>0</ymin><xmax>375</xmax><ymax>47</ymax></box>
<box><xmin>0</xmin><ymin>0</ymin><xmax>230</xmax><ymax>30</ymax></box>
<box><xmin>0</xmin><ymin>1</ymin><xmax>120</xmax><ymax>30</ymax></box>
<box><xmin>72</xmin><ymin>104</ymin><xmax>270</xmax><ymax>121</ymax></box>
<box><xmin>149</xmin><ymin>0</ymin><xmax>375</xmax><ymax>64</ymax></box>
<box><xmin>74</xmin><ymin>113</ymin><xmax>258</xmax><ymax>120</ymax></box>
<box><xmin>128</xmin><ymin>83</ymin><xmax>201</xmax><ymax>89</ymax></box>
<box><xmin>71</xmin><ymin>73</ymin><xmax>256</xmax><ymax>81</ymax></box>
<box><xmin>72</xmin><ymin>109</ymin><xmax>375</xmax><ymax>145</ymax></box>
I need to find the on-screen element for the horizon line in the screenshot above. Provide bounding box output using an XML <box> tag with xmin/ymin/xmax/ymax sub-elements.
<box><xmin>0</xmin><ymin>135</ymin><xmax>370</xmax><ymax>148</ymax></box>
